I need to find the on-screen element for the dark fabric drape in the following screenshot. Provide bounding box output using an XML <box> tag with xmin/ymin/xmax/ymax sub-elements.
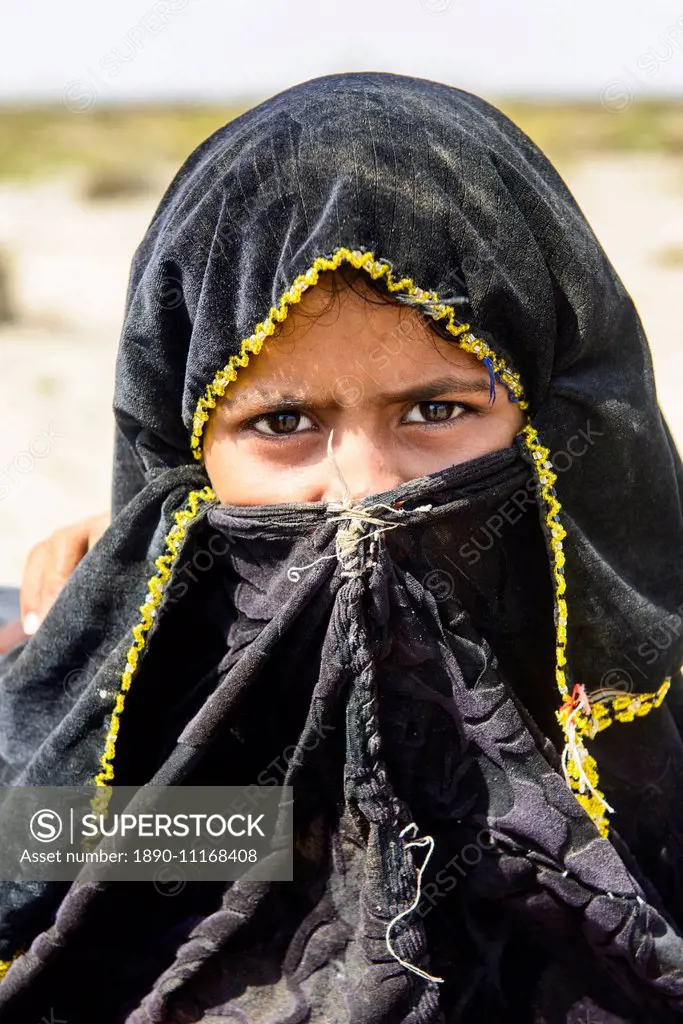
<box><xmin>1</xmin><ymin>71</ymin><xmax>682</xmax><ymax>1022</ymax></box>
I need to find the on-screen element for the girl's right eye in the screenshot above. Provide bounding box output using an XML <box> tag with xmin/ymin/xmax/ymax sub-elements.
<box><xmin>248</xmin><ymin>411</ymin><xmax>316</xmax><ymax>436</ymax></box>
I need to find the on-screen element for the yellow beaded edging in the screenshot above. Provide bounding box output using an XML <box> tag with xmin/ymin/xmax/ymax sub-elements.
<box><xmin>520</xmin><ymin>423</ymin><xmax>569</xmax><ymax>701</ymax></box>
<box><xmin>2</xmin><ymin>488</ymin><xmax>218</xmax><ymax>978</ymax></box>
<box><xmin>91</xmin><ymin>484</ymin><xmax>216</xmax><ymax>798</ymax></box>
<box><xmin>0</xmin><ymin>248</ymin><xmax>675</xmax><ymax>986</ymax></box>
<box><xmin>189</xmin><ymin>246</ymin><xmax>529</xmax><ymax>459</ymax></box>
<box><xmin>556</xmin><ymin>679</ymin><xmax>671</xmax><ymax>837</ymax></box>
<box><xmin>187</xmin><ymin>245</ymin><xmax>673</xmax><ymax>838</ymax></box>
<box><xmin>0</xmin><ymin>949</ymin><xmax>24</xmax><ymax>981</ymax></box>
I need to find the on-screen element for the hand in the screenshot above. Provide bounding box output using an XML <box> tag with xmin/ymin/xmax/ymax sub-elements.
<box><xmin>0</xmin><ymin>619</ymin><xmax>27</xmax><ymax>655</ymax></box>
<box><xmin>20</xmin><ymin>512</ymin><xmax>111</xmax><ymax>635</ymax></box>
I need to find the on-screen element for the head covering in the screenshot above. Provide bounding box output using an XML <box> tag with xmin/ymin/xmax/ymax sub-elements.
<box><xmin>1</xmin><ymin>71</ymin><xmax>683</xmax><ymax>1023</ymax></box>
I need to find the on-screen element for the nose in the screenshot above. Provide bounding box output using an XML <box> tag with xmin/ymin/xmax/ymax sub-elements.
<box><xmin>320</xmin><ymin>428</ymin><xmax>403</xmax><ymax>504</ymax></box>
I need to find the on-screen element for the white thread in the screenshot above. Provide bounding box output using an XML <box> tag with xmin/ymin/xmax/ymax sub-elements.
<box><xmin>286</xmin><ymin>430</ymin><xmax>432</xmax><ymax>582</ymax></box>
<box><xmin>560</xmin><ymin>703</ymin><xmax>615</xmax><ymax>815</ymax></box>
<box><xmin>560</xmin><ymin>683</ymin><xmax>668</xmax><ymax>820</ymax></box>
<box><xmin>586</xmin><ymin>687</ymin><xmax>632</xmax><ymax>703</ymax></box>
<box><xmin>335</xmin><ymin>517</ymin><xmax>372</xmax><ymax>579</ymax></box>
<box><xmin>287</xmin><ymin>552</ymin><xmax>340</xmax><ymax>582</ymax></box>
<box><xmin>385</xmin><ymin>822</ymin><xmax>445</xmax><ymax>984</ymax></box>
<box><xmin>327</xmin><ymin>428</ymin><xmax>352</xmax><ymax>506</ymax></box>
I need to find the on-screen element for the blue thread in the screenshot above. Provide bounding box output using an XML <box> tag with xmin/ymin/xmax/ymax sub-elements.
<box><xmin>482</xmin><ymin>356</ymin><xmax>497</xmax><ymax>405</ymax></box>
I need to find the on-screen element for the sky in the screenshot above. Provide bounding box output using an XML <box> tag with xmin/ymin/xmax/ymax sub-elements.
<box><xmin>2</xmin><ymin>0</ymin><xmax>683</xmax><ymax>105</ymax></box>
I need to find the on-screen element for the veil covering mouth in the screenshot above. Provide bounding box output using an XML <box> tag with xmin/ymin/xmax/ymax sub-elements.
<box><xmin>1</xmin><ymin>71</ymin><xmax>683</xmax><ymax>1023</ymax></box>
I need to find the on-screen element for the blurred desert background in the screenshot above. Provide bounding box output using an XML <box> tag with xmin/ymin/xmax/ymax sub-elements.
<box><xmin>1</xmin><ymin>102</ymin><xmax>683</xmax><ymax>584</ymax></box>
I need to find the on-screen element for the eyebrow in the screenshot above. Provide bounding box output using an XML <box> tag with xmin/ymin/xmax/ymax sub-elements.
<box><xmin>374</xmin><ymin>375</ymin><xmax>491</xmax><ymax>406</ymax></box>
<box><xmin>221</xmin><ymin>374</ymin><xmax>492</xmax><ymax>415</ymax></box>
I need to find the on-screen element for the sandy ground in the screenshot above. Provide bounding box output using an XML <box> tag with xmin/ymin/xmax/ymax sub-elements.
<box><xmin>1</xmin><ymin>154</ymin><xmax>682</xmax><ymax>586</ymax></box>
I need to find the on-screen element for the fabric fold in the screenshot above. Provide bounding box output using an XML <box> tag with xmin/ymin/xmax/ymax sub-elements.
<box><xmin>1</xmin><ymin>71</ymin><xmax>683</xmax><ymax>1023</ymax></box>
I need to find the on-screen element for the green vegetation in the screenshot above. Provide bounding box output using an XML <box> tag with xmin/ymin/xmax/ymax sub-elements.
<box><xmin>0</xmin><ymin>104</ymin><xmax>244</xmax><ymax>185</ymax></box>
<box><xmin>503</xmin><ymin>99</ymin><xmax>683</xmax><ymax>165</ymax></box>
<box><xmin>0</xmin><ymin>98</ymin><xmax>682</xmax><ymax>185</ymax></box>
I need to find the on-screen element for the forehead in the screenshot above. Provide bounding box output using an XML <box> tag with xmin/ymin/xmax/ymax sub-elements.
<box><xmin>222</xmin><ymin>275</ymin><xmax>487</xmax><ymax>397</ymax></box>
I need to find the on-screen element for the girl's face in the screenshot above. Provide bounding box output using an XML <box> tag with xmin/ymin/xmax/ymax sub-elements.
<box><xmin>204</xmin><ymin>273</ymin><xmax>524</xmax><ymax>505</ymax></box>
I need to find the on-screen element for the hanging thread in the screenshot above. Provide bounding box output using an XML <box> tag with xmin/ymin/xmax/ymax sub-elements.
<box><xmin>481</xmin><ymin>355</ymin><xmax>497</xmax><ymax>405</ymax></box>
<box><xmin>286</xmin><ymin>430</ymin><xmax>432</xmax><ymax>582</ymax></box>
<box><xmin>559</xmin><ymin>684</ymin><xmax>616</xmax><ymax>820</ymax></box>
<box><xmin>385</xmin><ymin>822</ymin><xmax>445</xmax><ymax>984</ymax></box>
<box><xmin>557</xmin><ymin>679</ymin><xmax>672</xmax><ymax>835</ymax></box>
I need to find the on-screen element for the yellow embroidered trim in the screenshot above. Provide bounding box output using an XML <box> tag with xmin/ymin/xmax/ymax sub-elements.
<box><xmin>189</xmin><ymin>246</ymin><xmax>529</xmax><ymax>460</ymax></box>
<box><xmin>565</xmin><ymin>679</ymin><xmax>671</xmax><ymax>736</ymax></box>
<box><xmin>1</xmin><ymin>488</ymin><xmax>218</xmax><ymax>974</ymax></box>
<box><xmin>556</xmin><ymin>679</ymin><xmax>671</xmax><ymax>837</ymax></box>
<box><xmin>0</xmin><ymin>948</ymin><xmax>24</xmax><ymax>981</ymax></box>
<box><xmin>92</xmin><ymin>484</ymin><xmax>216</xmax><ymax>795</ymax></box>
<box><xmin>185</xmin><ymin>243</ymin><xmax>671</xmax><ymax>840</ymax></box>
<box><xmin>187</xmin><ymin>245</ymin><xmax>605</xmax><ymax>825</ymax></box>
<box><xmin>520</xmin><ymin>423</ymin><xmax>569</xmax><ymax>701</ymax></box>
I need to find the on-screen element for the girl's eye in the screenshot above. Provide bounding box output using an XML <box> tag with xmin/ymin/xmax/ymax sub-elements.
<box><xmin>402</xmin><ymin>401</ymin><xmax>467</xmax><ymax>424</ymax></box>
<box><xmin>249</xmin><ymin>410</ymin><xmax>316</xmax><ymax>436</ymax></box>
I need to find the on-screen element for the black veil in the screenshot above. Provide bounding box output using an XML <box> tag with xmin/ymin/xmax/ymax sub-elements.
<box><xmin>1</xmin><ymin>71</ymin><xmax>683</xmax><ymax>1022</ymax></box>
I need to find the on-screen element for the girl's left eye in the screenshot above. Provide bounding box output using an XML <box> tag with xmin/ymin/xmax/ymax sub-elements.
<box><xmin>402</xmin><ymin>401</ymin><xmax>467</xmax><ymax>424</ymax></box>
<box><xmin>249</xmin><ymin>410</ymin><xmax>316</xmax><ymax>436</ymax></box>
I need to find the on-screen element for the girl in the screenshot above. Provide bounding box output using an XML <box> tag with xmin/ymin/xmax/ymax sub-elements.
<box><xmin>1</xmin><ymin>71</ymin><xmax>683</xmax><ymax>1023</ymax></box>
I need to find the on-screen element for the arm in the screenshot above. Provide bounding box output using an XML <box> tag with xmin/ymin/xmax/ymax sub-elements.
<box><xmin>14</xmin><ymin>511</ymin><xmax>110</xmax><ymax>639</ymax></box>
